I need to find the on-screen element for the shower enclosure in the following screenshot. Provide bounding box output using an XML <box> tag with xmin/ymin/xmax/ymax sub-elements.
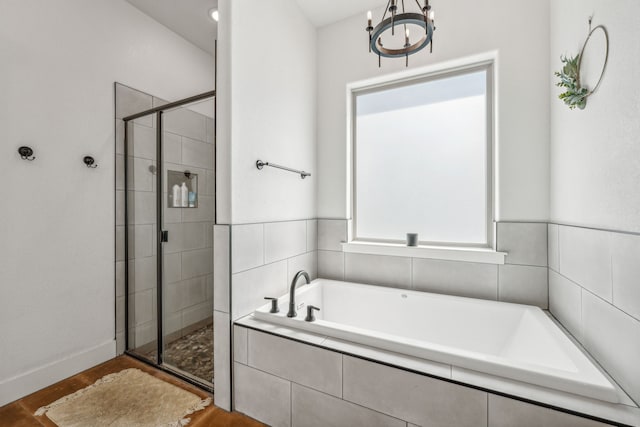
<box><xmin>118</xmin><ymin>86</ymin><xmax>216</xmax><ymax>390</ymax></box>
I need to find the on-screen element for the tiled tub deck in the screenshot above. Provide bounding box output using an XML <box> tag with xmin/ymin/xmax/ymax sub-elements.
<box><xmin>232</xmin><ymin>318</ymin><xmax>640</xmax><ymax>427</ymax></box>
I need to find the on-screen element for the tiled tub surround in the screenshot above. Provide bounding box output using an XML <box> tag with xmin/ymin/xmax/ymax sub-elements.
<box><xmin>115</xmin><ymin>83</ymin><xmax>215</xmax><ymax>355</ymax></box>
<box><xmin>318</xmin><ymin>220</ymin><xmax>549</xmax><ymax>307</ymax></box>
<box><xmin>548</xmin><ymin>224</ymin><xmax>640</xmax><ymax>407</ymax></box>
<box><xmin>233</xmin><ymin>322</ymin><xmax>636</xmax><ymax>427</ymax></box>
<box><xmin>252</xmin><ymin>279</ymin><xmax>619</xmax><ymax>403</ymax></box>
<box><xmin>212</xmin><ymin>220</ymin><xmax>318</xmax><ymax>410</ymax></box>
<box><xmin>229</xmin><ymin>219</ymin><xmax>318</xmax><ymax>321</ymax></box>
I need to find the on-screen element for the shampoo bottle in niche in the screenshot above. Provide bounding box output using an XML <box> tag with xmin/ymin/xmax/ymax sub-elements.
<box><xmin>172</xmin><ymin>184</ymin><xmax>181</xmax><ymax>207</ymax></box>
<box><xmin>181</xmin><ymin>182</ymin><xmax>189</xmax><ymax>207</ymax></box>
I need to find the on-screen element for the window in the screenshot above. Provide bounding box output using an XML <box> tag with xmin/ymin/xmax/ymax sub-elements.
<box><xmin>352</xmin><ymin>63</ymin><xmax>493</xmax><ymax>248</ymax></box>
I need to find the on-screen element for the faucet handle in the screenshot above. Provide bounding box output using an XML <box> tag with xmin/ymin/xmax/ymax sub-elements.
<box><xmin>305</xmin><ymin>305</ymin><xmax>320</xmax><ymax>322</ymax></box>
<box><xmin>264</xmin><ymin>297</ymin><xmax>280</xmax><ymax>313</ymax></box>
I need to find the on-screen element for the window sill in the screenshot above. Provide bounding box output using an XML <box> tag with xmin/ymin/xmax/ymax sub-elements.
<box><xmin>341</xmin><ymin>241</ymin><xmax>506</xmax><ymax>265</ymax></box>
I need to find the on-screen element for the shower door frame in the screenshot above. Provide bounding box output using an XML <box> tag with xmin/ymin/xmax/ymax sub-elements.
<box><xmin>122</xmin><ymin>89</ymin><xmax>216</xmax><ymax>391</ymax></box>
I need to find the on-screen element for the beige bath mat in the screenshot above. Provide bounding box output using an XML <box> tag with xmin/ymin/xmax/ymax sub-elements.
<box><xmin>35</xmin><ymin>368</ymin><xmax>211</xmax><ymax>427</ymax></box>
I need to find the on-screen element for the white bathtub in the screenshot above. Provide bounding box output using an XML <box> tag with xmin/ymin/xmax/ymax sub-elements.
<box><xmin>253</xmin><ymin>279</ymin><xmax>618</xmax><ymax>403</ymax></box>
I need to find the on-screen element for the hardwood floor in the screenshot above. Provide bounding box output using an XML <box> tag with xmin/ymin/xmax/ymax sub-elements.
<box><xmin>0</xmin><ymin>356</ymin><xmax>264</xmax><ymax>427</ymax></box>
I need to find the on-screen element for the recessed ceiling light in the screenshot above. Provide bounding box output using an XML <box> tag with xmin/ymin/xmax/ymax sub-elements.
<box><xmin>209</xmin><ymin>8</ymin><xmax>219</xmax><ymax>22</ymax></box>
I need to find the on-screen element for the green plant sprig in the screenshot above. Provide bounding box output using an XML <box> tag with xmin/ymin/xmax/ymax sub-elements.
<box><xmin>555</xmin><ymin>54</ymin><xmax>589</xmax><ymax>110</ymax></box>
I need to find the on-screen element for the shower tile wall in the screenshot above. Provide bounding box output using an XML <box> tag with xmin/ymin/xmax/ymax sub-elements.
<box><xmin>316</xmin><ymin>220</ymin><xmax>548</xmax><ymax>308</ymax></box>
<box><xmin>548</xmin><ymin>224</ymin><xmax>640</xmax><ymax>405</ymax></box>
<box><xmin>213</xmin><ymin>220</ymin><xmax>318</xmax><ymax>410</ymax></box>
<box><xmin>115</xmin><ymin>83</ymin><xmax>215</xmax><ymax>355</ymax></box>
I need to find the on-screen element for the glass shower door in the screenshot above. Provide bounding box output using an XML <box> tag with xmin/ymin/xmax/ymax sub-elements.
<box><xmin>160</xmin><ymin>100</ymin><xmax>215</xmax><ymax>386</ymax></box>
<box><xmin>124</xmin><ymin>111</ymin><xmax>160</xmax><ymax>363</ymax></box>
<box><xmin>122</xmin><ymin>89</ymin><xmax>215</xmax><ymax>390</ymax></box>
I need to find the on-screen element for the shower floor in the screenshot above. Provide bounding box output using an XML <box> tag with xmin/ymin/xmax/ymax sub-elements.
<box><xmin>147</xmin><ymin>323</ymin><xmax>214</xmax><ymax>384</ymax></box>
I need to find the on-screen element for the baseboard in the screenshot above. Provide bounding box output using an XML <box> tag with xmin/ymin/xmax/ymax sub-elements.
<box><xmin>0</xmin><ymin>340</ymin><xmax>116</xmax><ymax>407</ymax></box>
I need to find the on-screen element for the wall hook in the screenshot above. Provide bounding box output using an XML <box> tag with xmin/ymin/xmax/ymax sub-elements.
<box><xmin>18</xmin><ymin>146</ymin><xmax>36</xmax><ymax>161</ymax></box>
<box><xmin>83</xmin><ymin>156</ymin><xmax>98</xmax><ymax>168</ymax></box>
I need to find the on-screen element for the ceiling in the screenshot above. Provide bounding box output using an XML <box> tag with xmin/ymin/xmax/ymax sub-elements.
<box><xmin>294</xmin><ymin>0</ymin><xmax>387</xmax><ymax>28</ymax></box>
<box><xmin>126</xmin><ymin>0</ymin><xmax>218</xmax><ymax>55</ymax></box>
<box><xmin>125</xmin><ymin>0</ymin><xmax>387</xmax><ymax>55</ymax></box>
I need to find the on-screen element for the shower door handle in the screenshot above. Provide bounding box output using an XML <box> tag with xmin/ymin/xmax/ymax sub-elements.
<box><xmin>160</xmin><ymin>230</ymin><xmax>169</xmax><ymax>243</ymax></box>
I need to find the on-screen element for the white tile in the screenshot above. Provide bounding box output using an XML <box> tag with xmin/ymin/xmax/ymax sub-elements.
<box><xmin>318</xmin><ymin>219</ymin><xmax>348</xmax><ymax>251</ymax></box>
<box><xmin>182</xmin><ymin>137</ymin><xmax>214</xmax><ymax>170</ymax></box>
<box><xmin>133</xmin><ymin>256</ymin><xmax>156</xmax><ymax>292</ymax></box>
<box><xmin>131</xmin><ymin>225</ymin><xmax>153</xmax><ymax>259</ymax></box>
<box><xmin>548</xmin><ymin>224</ymin><xmax>560</xmax><ymax>272</ymax></box>
<box><xmin>131</xmin><ymin>124</ymin><xmax>156</xmax><ymax>160</ymax></box>
<box><xmin>115</xmin><ymin>119</ymin><xmax>125</xmax><ymax>155</ymax></box>
<box><xmin>131</xmin><ymin>321</ymin><xmax>156</xmax><ymax>348</ymax></box>
<box><xmin>204</xmin><ymin>170</ymin><xmax>215</xmax><ymax>196</ymax></box>
<box><xmin>292</xmin><ymin>383</ymin><xmax>405</xmax><ymax>427</ymax></box>
<box><xmin>164</xmin><ymin>107</ymin><xmax>207</xmax><ymax>142</ymax></box>
<box><xmin>307</xmin><ymin>220</ymin><xmax>318</xmax><ymax>251</ymax></box>
<box><xmin>162</xmin><ymin>223</ymin><xmax>183</xmax><ymax>254</ymax></box>
<box><xmin>182</xmin><ymin>195</ymin><xmax>214</xmax><ymax>223</ymax></box>
<box><xmin>183</xmin><ymin>222</ymin><xmax>210</xmax><ymax>251</ymax></box>
<box><xmin>116</xmin><ymin>332</ymin><xmax>125</xmax><ymax>355</ymax></box>
<box><xmin>182</xmin><ymin>300</ymin><xmax>212</xmax><ymax>327</ymax></box>
<box><xmin>234</xmin><ymin>363</ymin><xmax>291</xmax><ymax>427</ymax></box>
<box><xmin>131</xmin><ymin>289</ymin><xmax>154</xmax><ymax>326</ymax></box>
<box><xmin>128</xmin><ymin>157</ymin><xmax>154</xmax><ymax>192</ymax></box>
<box><xmin>343</xmin><ymin>356</ymin><xmax>487</xmax><ymax>427</ymax></box>
<box><xmin>163</xmin><ymin>312</ymin><xmax>182</xmax><ymax>336</ymax></box>
<box><xmin>163</xmin><ymin>253</ymin><xmax>182</xmax><ymax>284</ymax></box>
<box><xmin>205</xmin><ymin>117</ymin><xmax>215</xmax><ymax>144</ymax></box>
<box><xmin>163</xmin><ymin>132</ymin><xmax>182</xmax><ymax>164</ymax></box>
<box><xmin>181</xmin><ymin>248</ymin><xmax>212</xmax><ymax>279</ymax></box>
<box><xmin>287</xmin><ymin>252</ymin><xmax>318</xmax><ymax>282</ymax></box>
<box><xmin>264</xmin><ymin>221</ymin><xmax>307</xmax><ymax>263</ymax></box>
<box><xmin>116</xmin><ymin>191</ymin><xmax>125</xmax><ymax>226</ymax></box>
<box><xmin>412</xmin><ymin>259</ymin><xmax>498</xmax><ymax>300</ymax></box>
<box><xmin>498</xmin><ymin>265</ymin><xmax>548</xmax><ymax>308</ymax></box>
<box><xmin>116</xmin><ymin>226</ymin><xmax>125</xmax><ymax>262</ymax></box>
<box><xmin>559</xmin><ymin>226</ymin><xmax>612</xmax><ymax>302</ymax></box>
<box><xmin>213</xmin><ymin>225</ymin><xmax>230</xmax><ymax>313</ymax></box>
<box><xmin>231</xmin><ymin>261</ymin><xmax>287</xmax><ymax>320</ymax></box>
<box><xmin>164</xmin><ymin>282</ymin><xmax>183</xmax><ymax>313</ymax></box>
<box><xmin>344</xmin><ymin>253</ymin><xmax>411</xmax><ymax>288</ymax></box>
<box><xmin>582</xmin><ymin>291</ymin><xmax>640</xmax><ymax>404</ymax></box>
<box><xmin>497</xmin><ymin>223</ymin><xmax>548</xmax><ymax>267</ymax></box>
<box><xmin>548</xmin><ymin>270</ymin><xmax>582</xmax><ymax>341</ymax></box>
<box><xmin>181</xmin><ymin>276</ymin><xmax>208</xmax><ymax>308</ymax></box>
<box><xmin>213</xmin><ymin>310</ymin><xmax>231</xmax><ymax>410</ymax></box>
<box><xmin>318</xmin><ymin>250</ymin><xmax>344</xmax><ymax>281</ymax></box>
<box><xmin>611</xmin><ymin>232</ymin><xmax>640</xmax><ymax>321</ymax></box>
<box><xmin>132</xmin><ymin>191</ymin><xmax>156</xmax><ymax>225</ymax></box>
<box><xmin>231</xmin><ymin>224</ymin><xmax>264</xmax><ymax>273</ymax></box>
<box><xmin>116</xmin><ymin>296</ymin><xmax>125</xmax><ymax>333</ymax></box>
<box><xmin>247</xmin><ymin>329</ymin><xmax>342</xmax><ymax>397</ymax></box>
<box><xmin>116</xmin><ymin>155</ymin><xmax>125</xmax><ymax>190</ymax></box>
<box><xmin>115</xmin><ymin>261</ymin><xmax>128</xmax><ymax>298</ymax></box>
<box><xmin>233</xmin><ymin>326</ymin><xmax>248</xmax><ymax>364</ymax></box>
<box><xmin>488</xmin><ymin>395</ymin><xmax>610</xmax><ymax>427</ymax></box>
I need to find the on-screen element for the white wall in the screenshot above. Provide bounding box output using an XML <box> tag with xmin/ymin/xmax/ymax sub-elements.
<box><xmin>217</xmin><ymin>0</ymin><xmax>317</xmax><ymax>224</ymax></box>
<box><xmin>317</xmin><ymin>0</ymin><xmax>550</xmax><ymax>221</ymax></box>
<box><xmin>550</xmin><ymin>0</ymin><xmax>640</xmax><ymax>233</ymax></box>
<box><xmin>0</xmin><ymin>0</ymin><xmax>214</xmax><ymax>405</ymax></box>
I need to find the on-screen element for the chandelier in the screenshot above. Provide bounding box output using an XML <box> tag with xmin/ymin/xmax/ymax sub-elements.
<box><xmin>366</xmin><ymin>0</ymin><xmax>436</xmax><ymax>67</ymax></box>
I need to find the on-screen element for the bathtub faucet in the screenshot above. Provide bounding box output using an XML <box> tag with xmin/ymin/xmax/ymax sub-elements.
<box><xmin>287</xmin><ymin>270</ymin><xmax>311</xmax><ymax>318</ymax></box>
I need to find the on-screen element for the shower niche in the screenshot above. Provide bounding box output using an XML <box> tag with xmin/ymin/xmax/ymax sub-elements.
<box><xmin>168</xmin><ymin>170</ymin><xmax>198</xmax><ymax>208</ymax></box>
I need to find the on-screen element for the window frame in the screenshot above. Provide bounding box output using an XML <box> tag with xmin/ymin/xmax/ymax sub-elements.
<box><xmin>348</xmin><ymin>58</ymin><xmax>496</xmax><ymax>250</ymax></box>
